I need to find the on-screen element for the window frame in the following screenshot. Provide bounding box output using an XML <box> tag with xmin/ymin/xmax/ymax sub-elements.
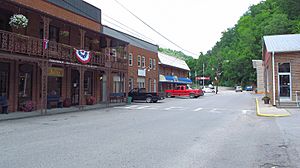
<box><xmin>142</xmin><ymin>56</ymin><xmax>145</xmax><ymax>68</ymax></box>
<box><xmin>128</xmin><ymin>53</ymin><xmax>133</xmax><ymax>66</ymax></box>
<box><xmin>137</xmin><ymin>55</ymin><xmax>141</xmax><ymax>67</ymax></box>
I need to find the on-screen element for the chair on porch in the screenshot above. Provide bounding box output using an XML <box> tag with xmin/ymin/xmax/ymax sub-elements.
<box><xmin>0</xmin><ymin>96</ymin><xmax>9</xmax><ymax>114</ymax></box>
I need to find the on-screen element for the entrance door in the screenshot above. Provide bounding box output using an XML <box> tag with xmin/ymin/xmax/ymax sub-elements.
<box><xmin>279</xmin><ymin>74</ymin><xmax>291</xmax><ymax>101</ymax></box>
<box><xmin>18</xmin><ymin>64</ymin><xmax>33</xmax><ymax>110</ymax></box>
<box><xmin>278</xmin><ymin>63</ymin><xmax>291</xmax><ymax>101</ymax></box>
<box><xmin>71</xmin><ymin>69</ymin><xmax>80</xmax><ymax>105</ymax></box>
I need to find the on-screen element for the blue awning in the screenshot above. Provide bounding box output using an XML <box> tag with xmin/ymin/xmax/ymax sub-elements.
<box><xmin>165</xmin><ymin>75</ymin><xmax>175</xmax><ymax>81</ymax></box>
<box><xmin>178</xmin><ymin>77</ymin><xmax>192</xmax><ymax>84</ymax></box>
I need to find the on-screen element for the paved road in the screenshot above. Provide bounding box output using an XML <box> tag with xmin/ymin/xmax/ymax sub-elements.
<box><xmin>1</xmin><ymin>91</ymin><xmax>300</xmax><ymax>168</ymax></box>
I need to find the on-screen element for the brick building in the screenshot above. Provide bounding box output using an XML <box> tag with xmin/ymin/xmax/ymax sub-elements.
<box><xmin>0</xmin><ymin>0</ymin><xmax>128</xmax><ymax>113</ymax></box>
<box><xmin>263</xmin><ymin>34</ymin><xmax>300</xmax><ymax>106</ymax></box>
<box><xmin>158</xmin><ymin>52</ymin><xmax>191</xmax><ymax>92</ymax></box>
<box><xmin>102</xmin><ymin>26</ymin><xmax>159</xmax><ymax>93</ymax></box>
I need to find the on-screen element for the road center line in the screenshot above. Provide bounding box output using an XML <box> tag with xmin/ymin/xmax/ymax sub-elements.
<box><xmin>193</xmin><ymin>108</ymin><xmax>203</xmax><ymax>111</ymax></box>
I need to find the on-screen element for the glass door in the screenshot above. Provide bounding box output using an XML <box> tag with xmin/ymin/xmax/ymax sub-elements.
<box><xmin>279</xmin><ymin>74</ymin><xmax>291</xmax><ymax>100</ymax></box>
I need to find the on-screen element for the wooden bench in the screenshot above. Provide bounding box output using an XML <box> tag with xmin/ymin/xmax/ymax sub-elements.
<box><xmin>110</xmin><ymin>93</ymin><xmax>125</xmax><ymax>103</ymax></box>
<box><xmin>47</xmin><ymin>95</ymin><xmax>63</xmax><ymax>109</ymax></box>
<box><xmin>0</xmin><ymin>96</ymin><xmax>8</xmax><ymax>114</ymax></box>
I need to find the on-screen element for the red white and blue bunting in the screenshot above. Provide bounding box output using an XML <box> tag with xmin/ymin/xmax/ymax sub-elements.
<box><xmin>74</xmin><ymin>48</ymin><xmax>92</xmax><ymax>64</ymax></box>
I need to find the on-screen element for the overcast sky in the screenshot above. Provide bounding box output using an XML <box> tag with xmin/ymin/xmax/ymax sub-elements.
<box><xmin>85</xmin><ymin>0</ymin><xmax>262</xmax><ymax>58</ymax></box>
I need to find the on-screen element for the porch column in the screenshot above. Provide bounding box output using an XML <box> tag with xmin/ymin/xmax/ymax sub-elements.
<box><xmin>79</xmin><ymin>66</ymin><xmax>86</xmax><ymax>108</ymax></box>
<box><xmin>39</xmin><ymin>60</ymin><xmax>48</xmax><ymax>115</ymax></box>
<box><xmin>13</xmin><ymin>61</ymin><xmax>19</xmax><ymax>112</ymax></box>
<box><xmin>80</xmin><ymin>29</ymin><xmax>86</xmax><ymax>49</ymax></box>
<box><xmin>105</xmin><ymin>37</ymin><xmax>112</xmax><ymax>104</ymax></box>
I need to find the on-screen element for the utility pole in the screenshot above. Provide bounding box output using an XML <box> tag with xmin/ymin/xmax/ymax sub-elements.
<box><xmin>202</xmin><ymin>63</ymin><xmax>205</xmax><ymax>88</ymax></box>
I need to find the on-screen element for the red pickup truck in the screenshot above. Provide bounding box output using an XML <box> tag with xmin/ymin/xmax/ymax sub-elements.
<box><xmin>165</xmin><ymin>85</ymin><xmax>204</xmax><ymax>98</ymax></box>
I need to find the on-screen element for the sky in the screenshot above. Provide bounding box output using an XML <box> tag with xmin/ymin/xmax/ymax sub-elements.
<box><xmin>85</xmin><ymin>0</ymin><xmax>262</xmax><ymax>58</ymax></box>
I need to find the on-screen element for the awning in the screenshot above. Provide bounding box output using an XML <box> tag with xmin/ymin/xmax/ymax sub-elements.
<box><xmin>178</xmin><ymin>77</ymin><xmax>192</xmax><ymax>84</ymax></box>
<box><xmin>160</xmin><ymin>75</ymin><xmax>191</xmax><ymax>84</ymax></box>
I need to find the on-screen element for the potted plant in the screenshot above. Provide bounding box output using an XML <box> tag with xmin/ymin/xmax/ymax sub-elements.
<box><xmin>63</xmin><ymin>98</ymin><xmax>71</xmax><ymax>107</ymax></box>
<box><xmin>9</xmin><ymin>14</ymin><xmax>29</xmax><ymax>29</ymax></box>
<box><xmin>20</xmin><ymin>100</ymin><xmax>35</xmax><ymax>112</ymax></box>
<box><xmin>86</xmin><ymin>96</ymin><xmax>96</xmax><ymax>105</ymax></box>
<box><xmin>60</xmin><ymin>30</ymin><xmax>69</xmax><ymax>37</ymax></box>
<box><xmin>262</xmin><ymin>96</ymin><xmax>270</xmax><ymax>104</ymax></box>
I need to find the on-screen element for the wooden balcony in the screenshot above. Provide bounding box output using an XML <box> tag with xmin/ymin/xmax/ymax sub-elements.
<box><xmin>0</xmin><ymin>30</ymin><xmax>128</xmax><ymax>70</ymax></box>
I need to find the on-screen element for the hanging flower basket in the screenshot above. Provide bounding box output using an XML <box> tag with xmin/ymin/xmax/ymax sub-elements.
<box><xmin>60</xmin><ymin>30</ymin><xmax>70</xmax><ymax>37</ymax></box>
<box><xmin>9</xmin><ymin>14</ymin><xmax>28</xmax><ymax>29</ymax></box>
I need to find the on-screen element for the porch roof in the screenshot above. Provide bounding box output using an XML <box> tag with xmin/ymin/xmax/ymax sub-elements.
<box><xmin>264</xmin><ymin>34</ymin><xmax>300</xmax><ymax>53</ymax></box>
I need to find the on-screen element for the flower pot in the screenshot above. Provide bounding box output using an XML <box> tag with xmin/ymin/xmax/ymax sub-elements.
<box><xmin>63</xmin><ymin>98</ymin><xmax>71</xmax><ymax>107</ymax></box>
<box><xmin>263</xmin><ymin>99</ymin><xmax>270</xmax><ymax>104</ymax></box>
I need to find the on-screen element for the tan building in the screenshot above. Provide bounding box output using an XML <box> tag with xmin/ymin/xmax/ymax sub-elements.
<box><xmin>263</xmin><ymin>34</ymin><xmax>300</xmax><ymax>107</ymax></box>
<box><xmin>102</xmin><ymin>26</ymin><xmax>159</xmax><ymax>93</ymax></box>
<box><xmin>252</xmin><ymin>60</ymin><xmax>265</xmax><ymax>94</ymax></box>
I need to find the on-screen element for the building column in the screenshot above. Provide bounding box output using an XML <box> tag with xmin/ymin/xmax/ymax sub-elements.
<box><xmin>79</xmin><ymin>66</ymin><xmax>86</xmax><ymax>108</ymax></box>
<box><xmin>80</xmin><ymin>29</ymin><xmax>86</xmax><ymax>49</ymax></box>
<box><xmin>38</xmin><ymin>60</ymin><xmax>48</xmax><ymax>115</ymax></box>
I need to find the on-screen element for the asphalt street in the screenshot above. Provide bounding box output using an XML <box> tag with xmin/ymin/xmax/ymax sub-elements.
<box><xmin>1</xmin><ymin>91</ymin><xmax>300</xmax><ymax>168</ymax></box>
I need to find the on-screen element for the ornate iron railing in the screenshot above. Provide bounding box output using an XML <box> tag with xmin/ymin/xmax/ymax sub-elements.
<box><xmin>0</xmin><ymin>30</ymin><xmax>128</xmax><ymax>70</ymax></box>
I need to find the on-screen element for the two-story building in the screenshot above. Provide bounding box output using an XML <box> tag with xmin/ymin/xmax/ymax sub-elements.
<box><xmin>0</xmin><ymin>0</ymin><xmax>128</xmax><ymax>113</ymax></box>
<box><xmin>158</xmin><ymin>52</ymin><xmax>192</xmax><ymax>92</ymax></box>
<box><xmin>102</xmin><ymin>26</ymin><xmax>159</xmax><ymax>93</ymax></box>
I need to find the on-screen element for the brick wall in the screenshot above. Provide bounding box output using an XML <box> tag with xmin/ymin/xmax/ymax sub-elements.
<box><xmin>127</xmin><ymin>45</ymin><xmax>159</xmax><ymax>92</ymax></box>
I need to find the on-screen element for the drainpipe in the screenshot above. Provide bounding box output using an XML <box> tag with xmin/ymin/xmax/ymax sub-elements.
<box><xmin>272</xmin><ymin>51</ymin><xmax>276</xmax><ymax>105</ymax></box>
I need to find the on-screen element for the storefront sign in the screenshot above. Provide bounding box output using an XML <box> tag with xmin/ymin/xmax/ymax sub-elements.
<box><xmin>196</xmin><ymin>76</ymin><xmax>210</xmax><ymax>80</ymax></box>
<box><xmin>48</xmin><ymin>67</ymin><xmax>64</xmax><ymax>77</ymax></box>
<box><xmin>138</xmin><ymin>69</ymin><xmax>146</xmax><ymax>77</ymax></box>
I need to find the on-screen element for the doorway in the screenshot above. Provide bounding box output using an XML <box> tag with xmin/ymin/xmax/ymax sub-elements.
<box><xmin>278</xmin><ymin>63</ymin><xmax>291</xmax><ymax>101</ymax></box>
<box><xmin>71</xmin><ymin>69</ymin><xmax>79</xmax><ymax>105</ymax></box>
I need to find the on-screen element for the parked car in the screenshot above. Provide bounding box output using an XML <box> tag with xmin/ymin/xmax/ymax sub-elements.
<box><xmin>202</xmin><ymin>86</ymin><xmax>215</xmax><ymax>93</ymax></box>
<box><xmin>128</xmin><ymin>88</ymin><xmax>164</xmax><ymax>103</ymax></box>
<box><xmin>165</xmin><ymin>85</ymin><xmax>204</xmax><ymax>98</ymax></box>
<box><xmin>235</xmin><ymin>86</ymin><xmax>243</xmax><ymax>92</ymax></box>
<box><xmin>245</xmin><ymin>85</ymin><xmax>253</xmax><ymax>91</ymax></box>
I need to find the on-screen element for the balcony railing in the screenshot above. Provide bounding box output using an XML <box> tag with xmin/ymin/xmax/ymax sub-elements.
<box><xmin>0</xmin><ymin>30</ymin><xmax>128</xmax><ymax>70</ymax></box>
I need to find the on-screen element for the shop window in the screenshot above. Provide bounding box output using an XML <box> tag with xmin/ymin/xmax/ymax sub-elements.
<box><xmin>84</xmin><ymin>71</ymin><xmax>93</xmax><ymax>95</ymax></box>
<box><xmin>148</xmin><ymin>78</ymin><xmax>151</xmax><ymax>92</ymax></box>
<box><xmin>0</xmin><ymin>63</ymin><xmax>9</xmax><ymax>97</ymax></box>
<box><xmin>153</xmin><ymin>79</ymin><xmax>157</xmax><ymax>92</ymax></box>
<box><xmin>18</xmin><ymin>64</ymin><xmax>33</xmax><ymax>105</ymax></box>
<box><xmin>137</xmin><ymin>77</ymin><xmax>145</xmax><ymax>89</ymax></box>
<box><xmin>48</xmin><ymin>76</ymin><xmax>62</xmax><ymax>96</ymax></box>
<box><xmin>279</xmin><ymin>63</ymin><xmax>290</xmax><ymax>73</ymax></box>
<box><xmin>113</xmin><ymin>75</ymin><xmax>123</xmax><ymax>93</ymax></box>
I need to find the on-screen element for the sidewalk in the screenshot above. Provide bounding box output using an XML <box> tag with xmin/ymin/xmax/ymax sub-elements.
<box><xmin>0</xmin><ymin>102</ymin><xmax>126</xmax><ymax>121</ymax></box>
<box><xmin>255</xmin><ymin>96</ymin><xmax>290</xmax><ymax>117</ymax></box>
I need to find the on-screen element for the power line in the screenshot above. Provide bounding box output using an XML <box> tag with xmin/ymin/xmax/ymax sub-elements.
<box><xmin>113</xmin><ymin>0</ymin><xmax>198</xmax><ymax>57</ymax></box>
<box><xmin>103</xmin><ymin>13</ymin><xmax>156</xmax><ymax>44</ymax></box>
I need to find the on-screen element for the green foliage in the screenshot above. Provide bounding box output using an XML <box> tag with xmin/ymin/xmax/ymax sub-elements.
<box><xmin>185</xmin><ymin>0</ymin><xmax>300</xmax><ymax>87</ymax></box>
<box><xmin>158</xmin><ymin>48</ymin><xmax>193</xmax><ymax>61</ymax></box>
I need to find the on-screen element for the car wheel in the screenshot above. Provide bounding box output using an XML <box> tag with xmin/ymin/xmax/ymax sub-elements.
<box><xmin>166</xmin><ymin>93</ymin><xmax>171</xmax><ymax>98</ymax></box>
<box><xmin>146</xmin><ymin>97</ymin><xmax>152</xmax><ymax>103</ymax></box>
<box><xmin>189</xmin><ymin>93</ymin><xmax>195</xmax><ymax>98</ymax></box>
<box><xmin>153</xmin><ymin>100</ymin><xmax>158</xmax><ymax>103</ymax></box>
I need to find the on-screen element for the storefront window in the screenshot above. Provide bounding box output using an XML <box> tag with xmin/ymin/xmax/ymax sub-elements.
<box><xmin>84</xmin><ymin>71</ymin><xmax>93</xmax><ymax>95</ymax></box>
<box><xmin>0</xmin><ymin>63</ymin><xmax>9</xmax><ymax>97</ymax></box>
<box><xmin>19</xmin><ymin>64</ymin><xmax>33</xmax><ymax>101</ymax></box>
<box><xmin>48</xmin><ymin>77</ymin><xmax>62</xmax><ymax>96</ymax></box>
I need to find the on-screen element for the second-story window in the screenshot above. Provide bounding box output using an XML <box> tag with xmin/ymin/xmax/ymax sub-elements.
<box><xmin>142</xmin><ymin>56</ymin><xmax>145</xmax><ymax>68</ymax></box>
<box><xmin>129</xmin><ymin>53</ymin><xmax>133</xmax><ymax>66</ymax></box>
<box><xmin>49</xmin><ymin>25</ymin><xmax>59</xmax><ymax>42</ymax></box>
<box><xmin>112</xmin><ymin>49</ymin><xmax>117</xmax><ymax>61</ymax></box>
<box><xmin>149</xmin><ymin>58</ymin><xmax>153</xmax><ymax>69</ymax></box>
<box><xmin>137</xmin><ymin>55</ymin><xmax>141</xmax><ymax>67</ymax></box>
<box><xmin>153</xmin><ymin>59</ymin><xmax>156</xmax><ymax>70</ymax></box>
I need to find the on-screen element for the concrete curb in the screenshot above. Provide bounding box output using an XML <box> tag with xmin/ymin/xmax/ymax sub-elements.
<box><xmin>255</xmin><ymin>98</ymin><xmax>290</xmax><ymax>117</ymax></box>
